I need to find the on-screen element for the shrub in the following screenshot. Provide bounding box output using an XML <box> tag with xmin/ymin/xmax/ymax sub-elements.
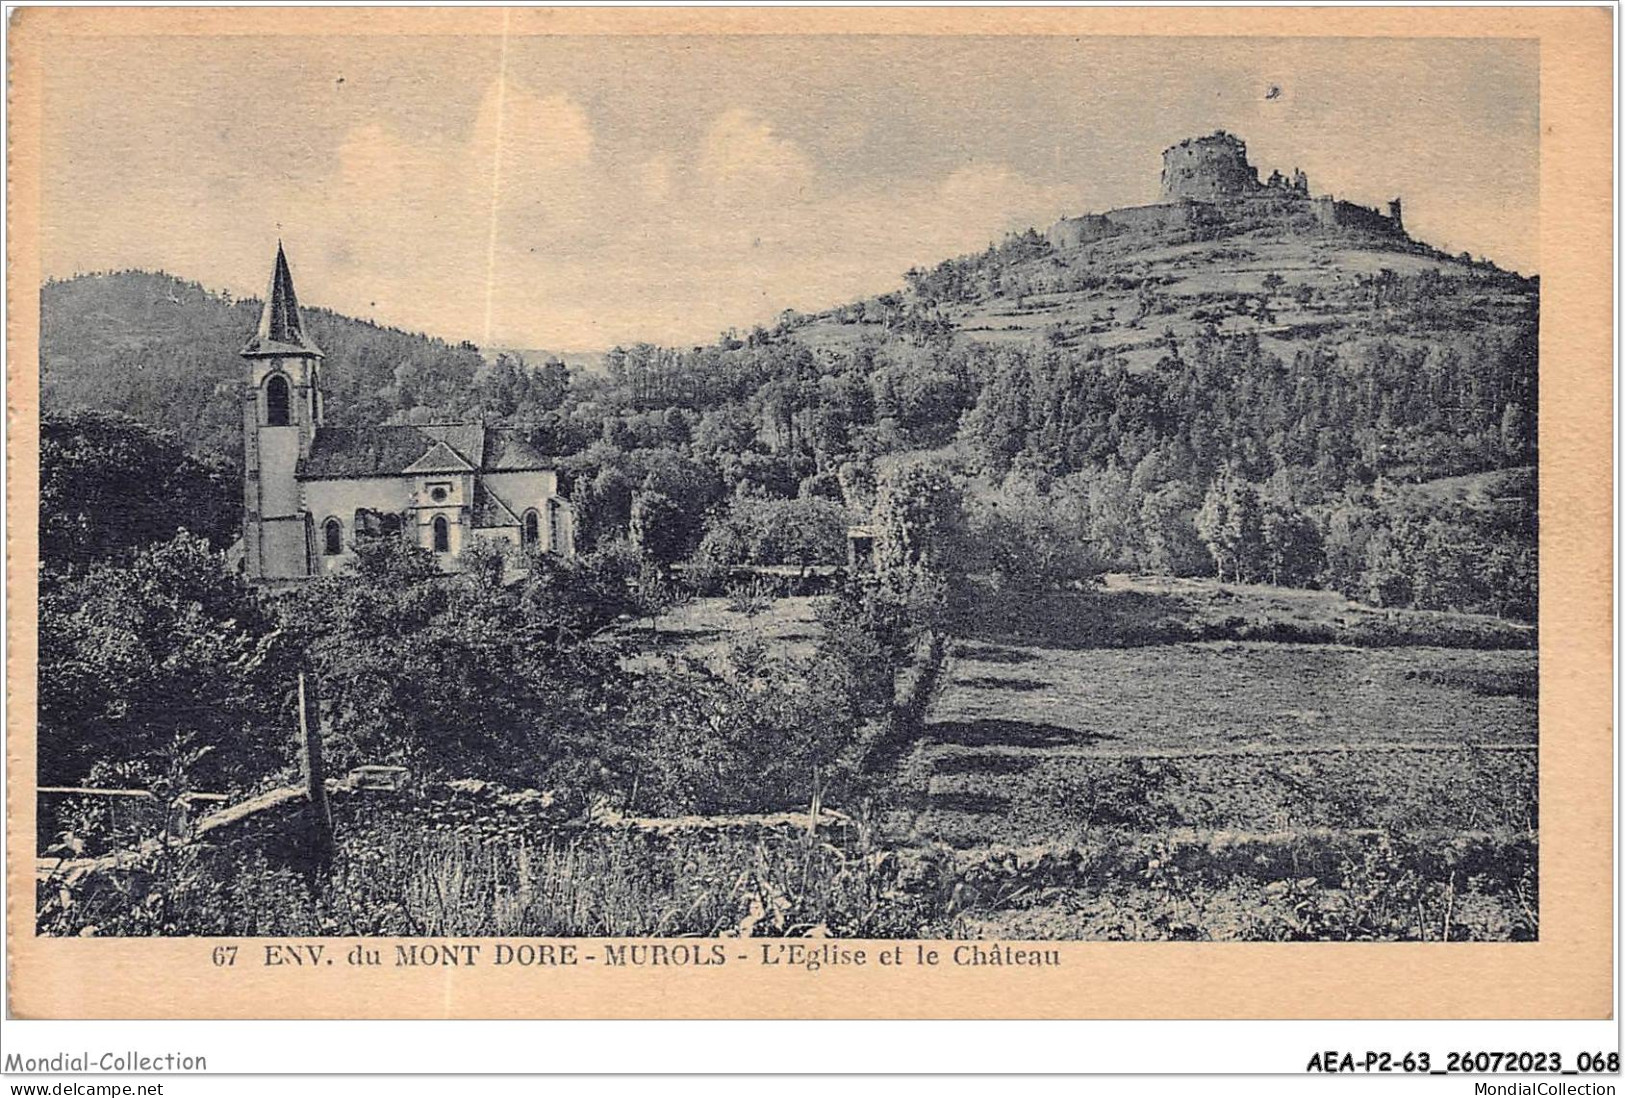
<box><xmin>37</xmin><ymin>531</ymin><xmax>289</xmax><ymax>791</ymax></box>
<box><xmin>725</xmin><ymin>578</ymin><xmax>773</xmax><ymax>618</ymax></box>
<box><xmin>696</xmin><ymin>496</ymin><xmax>850</xmax><ymax>570</ymax></box>
<box><xmin>965</xmin><ymin>476</ymin><xmax>1106</xmax><ymax>592</ymax></box>
<box><xmin>621</xmin><ymin>640</ymin><xmax>859</xmax><ymax>814</ymax></box>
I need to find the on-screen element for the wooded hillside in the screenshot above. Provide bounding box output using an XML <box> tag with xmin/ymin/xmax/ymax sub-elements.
<box><xmin>40</xmin><ymin>207</ymin><xmax>1538</xmax><ymax>620</ymax></box>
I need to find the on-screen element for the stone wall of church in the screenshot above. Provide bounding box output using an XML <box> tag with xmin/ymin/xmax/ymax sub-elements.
<box><xmin>258</xmin><ymin>515</ymin><xmax>311</xmax><ymax>580</ymax></box>
<box><xmin>481</xmin><ymin>470</ymin><xmax>563</xmax><ymax>550</ymax></box>
<box><xmin>303</xmin><ymin>476</ymin><xmax>417</xmax><ymax>575</ymax></box>
<box><xmin>298</xmin><ymin>471</ymin><xmax>573</xmax><ymax>572</ymax></box>
<box><xmin>258</xmin><ymin>427</ymin><xmax>303</xmax><ymax>517</ymax></box>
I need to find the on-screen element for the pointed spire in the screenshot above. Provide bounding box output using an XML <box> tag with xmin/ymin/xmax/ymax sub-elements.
<box><xmin>242</xmin><ymin>241</ymin><xmax>323</xmax><ymax>357</ymax></box>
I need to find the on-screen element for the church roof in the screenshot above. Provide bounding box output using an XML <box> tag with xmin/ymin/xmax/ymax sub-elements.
<box><xmin>242</xmin><ymin>242</ymin><xmax>324</xmax><ymax>358</ymax></box>
<box><xmin>484</xmin><ymin>429</ymin><xmax>553</xmax><ymax>471</ymax></box>
<box><xmin>418</xmin><ymin>423</ymin><xmax>485</xmax><ymax>468</ymax></box>
<box><xmin>401</xmin><ymin>439</ymin><xmax>475</xmax><ymax>474</ymax></box>
<box><xmin>298</xmin><ymin>425</ymin><xmax>560</xmax><ymax>479</ymax></box>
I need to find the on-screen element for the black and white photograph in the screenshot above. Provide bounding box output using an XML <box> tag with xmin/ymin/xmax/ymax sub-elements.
<box><xmin>27</xmin><ymin>22</ymin><xmax>1544</xmax><ymax>951</ymax></box>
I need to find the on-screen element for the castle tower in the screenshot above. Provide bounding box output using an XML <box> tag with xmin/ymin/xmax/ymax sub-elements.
<box><xmin>1387</xmin><ymin>197</ymin><xmax>1404</xmax><ymax>232</ymax></box>
<box><xmin>241</xmin><ymin>242</ymin><xmax>324</xmax><ymax>581</ymax></box>
<box><xmin>1160</xmin><ymin>131</ymin><xmax>1262</xmax><ymax>202</ymax></box>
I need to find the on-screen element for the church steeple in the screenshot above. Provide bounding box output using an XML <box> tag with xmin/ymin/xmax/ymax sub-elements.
<box><xmin>242</xmin><ymin>241</ymin><xmax>323</xmax><ymax>358</ymax></box>
<box><xmin>240</xmin><ymin>240</ymin><xmax>325</xmax><ymax>582</ymax></box>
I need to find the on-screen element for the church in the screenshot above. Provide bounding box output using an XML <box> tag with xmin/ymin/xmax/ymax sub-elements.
<box><xmin>238</xmin><ymin>243</ymin><xmax>576</xmax><ymax>583</ymax></box>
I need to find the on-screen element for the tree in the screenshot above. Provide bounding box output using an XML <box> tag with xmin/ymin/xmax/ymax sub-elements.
<box><xmin>41</xmin><ymin>410</ymin><xmax>238</xmax><ymax>576</ymax></box>
<box><xmin>1320</xmin><ymin>496</ymin><xmax>1377</xmax><ymax>596</ymax></box>
<box><xmin>1079</xmin><ymin>463</ymin><xmax>1140</xmax><ymax>569</ymax></box>
<box><xmin>813</xmin><ymin>574</ymin><xmax>923</xmax><ymax>722</ymax></box>
<box><xmin>531</xmin><ymin>358</ymin><xmax>570</xmax><ymax>411</ymax></box>
<box><xmin>1138</xmin><ymin>481</ymin><xmax>1210</xmax><ymax>576</ymax></box>
<box><xmin>1195</xmin><ymin>471</ymin><xmax>1265</xmax><ymax>582</ymax></box>
<box><xmin>836</xmin><ymin>461</ymin><xmax>878</xmax><ymax>513</ymax></box>
<box><xmin>698</xmin><ymin>496</ymin><xmax>849</xmax><ymax>571</ymax></box>
<box><xmin>1260</xmin><ymin>503</ymin><xmax>1325</xmax><ymax>587</ymax></box>
<box><xmin>38</xmin><ymin>531</ymin><xmax>287</xmax><ymax>789</ymax></box>
<box><xmin>872</xmin><ymin>460</ymin><xmax>967</xmax><ymax>581</ymax></box>
<box><xmin>624</xmin><ymin>641</ymin><xmax>855</xmax><ymax>814</ymax></box>
<box><xmin>966</xmin><ymin>475</ymin><xmax>1103</xmax><ymax>591</ymax></box>
<box><xmin>1361</xmin><ymin>524</ymin><xmax>1413</xmax><ymax>608</ymax></box>
<box><xmin>630</xmin><ymin>490</ymin><xmax>685</xmax><ymax>567</ymax></box>
<box><xmin>278</xmin><ymin>537</ymin><xmax>629</xmax><ymax>789</ymax></box>
<box><xmin>1500</xmin><ymin>401</ymin><xmax>1532</xmax><ymax>463</ymax></box>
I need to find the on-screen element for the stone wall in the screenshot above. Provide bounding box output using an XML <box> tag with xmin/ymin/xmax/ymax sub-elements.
<box><xmin>1046</xmin><ymin>201</ymin><xmax>1225</xmax><ymax>249</ymax></box>
<box><xmin>1312</xmin><ymin>195</ymin><xmax>1406</xmax><ymax>237</ymax></box>
<box><xmin>1046</xmin><ymin>213</ymin><xmax>1112</xmax><ymax>249</ymax></box>
<box><xmin>1105</xmin><ymin>201</ymin><xmax>1223</xmax><ymax>233</ymax></box>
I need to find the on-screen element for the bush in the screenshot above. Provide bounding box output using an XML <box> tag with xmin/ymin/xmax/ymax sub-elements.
<box><xmin>622</xmin><ymin>640</ymin><xmax>859</xmax><ymax>815</ymax></box>
<box><xmin>37</xmin><ymin>531</ymin><xmax>289</xmax><ymax>791</ymax></box>
<box><xmin>278</xmin><ymin>535</ymin><xmax>634</xmax><ymax>787</ymax></box>
<box><xmin>965</xmin><ymin>476</ymin><xmax>1105</xmax><ymax>592</ymax></box>
<box><xmin>725</xmin><ymin>578</ymin><xmax>773</xmax><ymax>617</ymax></box>
<box><xmin>37</xmin><ymin>813</ymin><xmax>938</xmax><ymax>939</ymax></box>
<box><xmin>696</xmin><ymin>496</ymin><xmax>850</xmax><ymax>570</ymax></box>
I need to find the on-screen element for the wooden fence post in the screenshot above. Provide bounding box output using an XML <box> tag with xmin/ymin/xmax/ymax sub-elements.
<box><xmin>297</xmin><ymin>669</ymin><xmax>335</xmax><ymax>862</ymax></box>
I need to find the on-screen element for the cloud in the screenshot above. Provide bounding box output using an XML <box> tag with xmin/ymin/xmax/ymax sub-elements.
<box><xmin>233</xmin><ymin>88</ymin><xmax>1084</xmax><ymax>350</ymax></box>
<box><xmin>336</xmin><ymin>122</ymin><xmax>427</xmax><ymax>200</ymax></box>
<box><xmin>469</xmin><ymin>80</ymin><xmax>595</xmax><ymax>187</ymax></box>
<box><xmin>40</xmin><ymin>34</ymin><xmax>1540</xmax><ymax>355</ymax></box>
<box><xmin>933</xmin><ymin>164</ymin><xmax>1075</xmax><ymax>243</ymax></box>
<box><xmin>696</xmin><ymin>109</ymin><xmax>813</xmax><ymax>196</ymax></box>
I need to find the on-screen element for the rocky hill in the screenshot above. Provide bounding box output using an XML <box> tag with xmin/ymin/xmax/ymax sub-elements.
<box><xmin>777</xmin><ymin>130</ymin><xmax>1534</xmax><ymax>376</ymax></box>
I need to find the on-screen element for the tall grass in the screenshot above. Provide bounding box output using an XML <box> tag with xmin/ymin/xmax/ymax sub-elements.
<box><xmin>38</xmin><ymin>819</ymin><xmax>941</xmax><ymax>939</ymax></box>
<box><xmin>39</xmin><ymin>811</ymin><xmax>1535</xmax><ymax>941</ymax></box>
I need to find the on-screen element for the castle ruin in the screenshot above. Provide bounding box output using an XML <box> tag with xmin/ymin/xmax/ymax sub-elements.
<box><xmin>1160</xmin><ymin>132</ymin><xmax>1263</xmax><ymax>202</ymax></box>
<box><xmin>1047</xmin><ymin>130</ymin><xmax>1405</xmax><ymax>249</ymax></box>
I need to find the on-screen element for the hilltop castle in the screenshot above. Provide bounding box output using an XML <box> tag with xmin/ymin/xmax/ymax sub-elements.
<box><xmin>1048</xmin><ymin>131</ymin><xmax>1405</xmax><ymax>249</ymax></box>
<box><xmin>238</xmin><ymin>244</ymin><xmax>575</xmax><ymax>584</ymax></box>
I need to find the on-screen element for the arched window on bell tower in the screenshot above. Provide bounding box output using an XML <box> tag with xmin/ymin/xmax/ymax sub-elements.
<box><xmin>523</xmin><ymin>509</ymin><xmax>540</xmax><ymax>549</ymax></box>
<box><xmin>266</xmin><ymin>374</ymin><xmax>291</xmax><ymax>427</ymax></box>
<box><xmin>432</xmin><ymin>516</ymin><xmax>450</xmax><ymax>553</ymax></box>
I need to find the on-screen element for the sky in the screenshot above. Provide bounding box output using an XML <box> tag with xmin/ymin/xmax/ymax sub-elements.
<box><xmin>39</xmin><ymin>32</ymin><xmax>1538</xmax><ymax>351</ymax></box>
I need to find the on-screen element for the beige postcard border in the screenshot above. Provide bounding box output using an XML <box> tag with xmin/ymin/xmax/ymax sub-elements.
<box><xmin>5</xmin><ymin>5</ymin><xmax>1613</xmax><ymax>1020</ymax></box>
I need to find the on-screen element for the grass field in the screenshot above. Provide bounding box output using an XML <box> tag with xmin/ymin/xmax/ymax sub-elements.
<box><xmin>792</xmin><ymin>233</ymin><xmax>1533</xmax><ymax>376</ymax></box>
<box><xmin>626</xmin><ymin>595</ymin><xmax>825</xmax><ymax>670</ymax></box>
<box><xmin>884</xmin><ymin>578</ymin><xmax>1538</xmax><ymax>939</ymax></box>
<box><xmin>916</xmin><ymin>640</ymin><xmax>1535</xmax><ymax>845</ymax></box>
<box><xmin>931</xmin><ymin>641</ymin><xmax>1535</xmax><ymax>755</ymax></box>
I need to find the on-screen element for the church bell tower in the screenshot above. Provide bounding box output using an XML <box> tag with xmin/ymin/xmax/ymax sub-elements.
<box><xmin>241</xmin><ymin>242</ymin><xmax>324</xmax><ymax>581</ymax></box>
